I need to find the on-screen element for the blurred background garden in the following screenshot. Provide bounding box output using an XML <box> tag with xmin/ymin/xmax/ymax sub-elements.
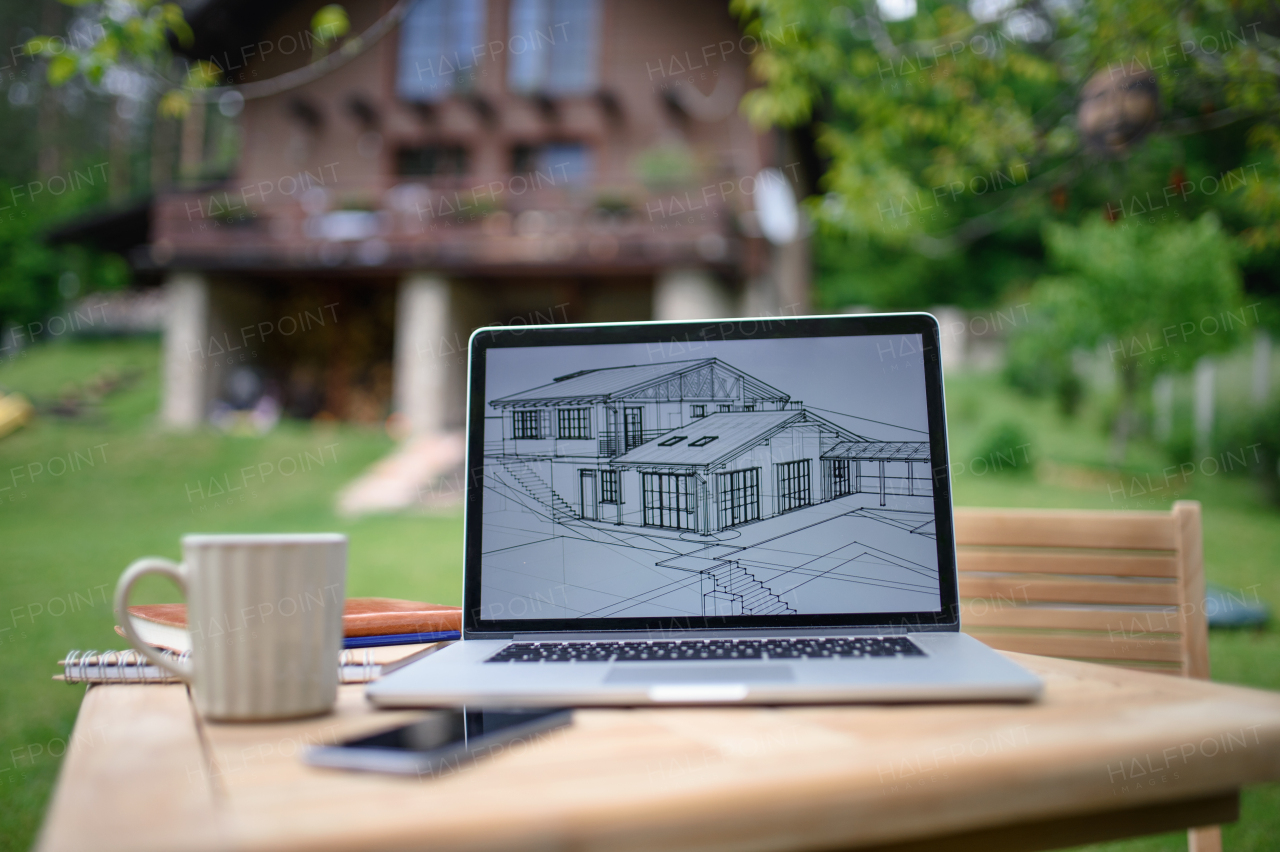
<box><xmin>1</xmin><ymin>0</ymin><xmax>1279</xmax><ymax>849</ymax></box>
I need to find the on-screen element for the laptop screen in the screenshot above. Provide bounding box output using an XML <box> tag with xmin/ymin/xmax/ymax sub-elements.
<box><xmin>467</xmin><ymin>316</ymin><xmax>956</xmax><ymax>634</ymax></box>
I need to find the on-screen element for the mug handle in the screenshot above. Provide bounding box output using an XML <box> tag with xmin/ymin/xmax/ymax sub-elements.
<box><xmin>114</xmin><ymin>557</ymin><xmax>195</xmax><ymax>682</ymax></box>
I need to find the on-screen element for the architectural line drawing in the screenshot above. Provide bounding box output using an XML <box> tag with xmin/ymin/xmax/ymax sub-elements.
<box><xmin>481</xmin><ymin>357</ymin><xmax>938</xmax><ymax>619</ymax></box>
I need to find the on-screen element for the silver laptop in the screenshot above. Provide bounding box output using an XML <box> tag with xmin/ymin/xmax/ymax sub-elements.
<box><xmin>368</xmin><ymin>313</ymin><xmax>1042</xmax><ymax>707</ymax></box>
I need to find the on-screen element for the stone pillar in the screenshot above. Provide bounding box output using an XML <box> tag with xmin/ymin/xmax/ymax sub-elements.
<box><xmin>394</xmin><ymin>273</ymin><xmax>450</xmax><ymax>436</ymax></box>
<box><xmin>161</xmin><ymin>271</ymin><xmax>209</xmax><ymax>428</ymax></box>
<box><xmin>653</xmin><ymin>268</ymin><xmax>733</xmax><ymax>321</ymax></box>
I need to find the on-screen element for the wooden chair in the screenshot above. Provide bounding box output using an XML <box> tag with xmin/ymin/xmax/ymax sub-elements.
<box><xmin>954</xmin><ymin>500</ymin><xmax>1219</xmax><ymax>852</ymax></box>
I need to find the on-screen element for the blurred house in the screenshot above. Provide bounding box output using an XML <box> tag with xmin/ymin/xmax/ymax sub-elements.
<box><xmin>66</xmin><ymin>0</ymin><xmax>812</xmax><ymax>433</ymax></box>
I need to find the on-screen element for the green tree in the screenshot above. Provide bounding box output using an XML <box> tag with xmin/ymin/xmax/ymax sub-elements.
<box><xmin>733</xmin><ymin>0</ymin><xmax>1280</xmax><ymax>317</ymax></box>
<box><xmin>735</xmin><ymin>0</ymin><xmax>1280</xmax><ymax>245</ymax></box>
<box><xmin>25</xmin><ymin>0</ymin><xmax>350</xmax><ymax>117</ymax></box>
<box><xmin>735</xmin><ymin>0</ymin><xmax>1275</xmax><ymax>462</ymax></box>
<box><xmin>0</xmin><ymin>177</ymin><xmax>132</xmax><ymax>340</ymax></box>
<box><xmin>0</xmin><ymin>0</ymin><xmax>352</xmax><ymax>337</ymax></box>
<box><xmin>1014</xmin><ymin>213</ymin><xmax>1244</xmax><ymax>462</ymax></box>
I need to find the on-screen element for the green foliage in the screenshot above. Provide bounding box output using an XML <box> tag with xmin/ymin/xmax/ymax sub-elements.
<box><xmin>1004</xmin><ymin>322</ymin><xmax>1083</xmax><ymax>416</ymax></box>
<box><xmin>1010</xmin><ymin>213</ymin><xmax>1244</xmax><ymax>461</ymax></box>
<box><xmin>25</xmin><ymin>0</ymin><xmax>209</xmax><ymax>119</ymax></box>
<box><xmin>27</xmin><ymin>2</ymin><xmax>192</xmax><ymax>87</ymax></box>
<box><xmin>0</xmin><ymin>217</ymin><xmax>64</xmax><ymax>337</ymax></box>
<box><xmin>0</xmin><ymin>168</ymin><xmax>129</xmax><ymax>337</ymax></box>
<box><xmin>1210</xmin><ymin>397</ymin><xmax>1280</xmax><ymax>503</ymax></box>
<box><xmin>1027</xmin><ymin>214</ymin><xmax>1244</xmax><ymax>379</ymax></box>
<box><xmin>973</xmin><ymin>420</ymin><xmax>1033</xmax><ymax>475</ymax></box>
<box><xmin>814</xmin><ymin>229</ymin><xmax>1043</xmax><ymax>310</ymax></box>
<box><xmin>28</xmin><ymin>0</ymin><xmax>349</xmax><ymax>118</ymax></box>
<box><xmin>734</xmin><ymin>0</ymin><xmax>1280</xmax><ymax>246</ymax></box>
<box><xmin>736</xmin><ymin>0</ymin><xmax>1280</xmax><ymax>313</ymax></box>
<box><xmin>311</xmin><ymin>5</ymin><xmax>351</xmax><ymax>45</ymax></box>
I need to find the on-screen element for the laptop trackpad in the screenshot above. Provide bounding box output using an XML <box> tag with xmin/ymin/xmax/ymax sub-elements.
<box><xmin>605</xmin><ymin>665</ymin><xmax>793</xmax><ymax>684</ymax></box>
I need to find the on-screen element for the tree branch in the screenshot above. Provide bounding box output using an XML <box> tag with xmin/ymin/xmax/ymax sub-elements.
<box><xmin>191</xmin><ymin>0</ymin><xmax>413</xmax><ymax>102</ymax></box>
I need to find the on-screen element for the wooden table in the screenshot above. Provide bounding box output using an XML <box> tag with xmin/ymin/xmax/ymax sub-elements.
<box><xmin>36</xmin><ymin>653</ymin><xmax>1280</xmax><ymax>852</ymax></box>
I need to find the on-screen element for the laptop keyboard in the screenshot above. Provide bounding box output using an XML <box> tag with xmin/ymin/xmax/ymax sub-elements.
<box><xmin>485</xmin><ymin>636</ymin><xmax>924</xmax><ymax>663</ymax></box>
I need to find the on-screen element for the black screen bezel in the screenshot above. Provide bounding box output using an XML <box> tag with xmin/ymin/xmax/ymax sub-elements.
<box><xmin>463</xmin><ymin>314</ymin><xmax>958</xmax><ymax>636</ymax></box>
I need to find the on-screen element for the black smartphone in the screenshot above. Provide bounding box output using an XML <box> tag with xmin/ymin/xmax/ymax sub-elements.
<box><xmin>304</xmin><ymin>708</ymin><xmax>573</xmax><ymax>777</ymax></box>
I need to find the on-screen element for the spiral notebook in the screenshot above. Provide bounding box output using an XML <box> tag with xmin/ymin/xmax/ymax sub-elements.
<box><xmin>56</xmin><ymin>644</ymin><xmax>442</xmax><ymax>685</ymax></box>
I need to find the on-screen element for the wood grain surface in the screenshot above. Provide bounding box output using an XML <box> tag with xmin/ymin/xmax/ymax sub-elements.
<box><xmin>36</xmin><ymin>652</ymin><xmax>1280</xmax><ymax>852</ymax></box>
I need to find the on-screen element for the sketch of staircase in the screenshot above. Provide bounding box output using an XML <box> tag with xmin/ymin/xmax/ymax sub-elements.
<box><xmin>705</xmin><ymin>562</ymin><xmax>796</xmax><ymax>617</ymax></box>
<box><xmin>497</xmin><ymin>458</ymin><xmax>576</xmax><ymax>521</ymax></box>
<box><xmin>488</xmin><ymin>465</ymin><xmax>688</xmax><ymax>560</ymax></box>
<box><xmin>657</xmin><ymin>552</ymin><xmax>795</xmax><ymax>617</ymax></box>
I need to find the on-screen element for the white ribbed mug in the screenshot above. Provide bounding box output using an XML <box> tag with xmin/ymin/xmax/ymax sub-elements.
<box><xmin>114</xmin><ymin>533</ymin><xmax>347</xmax><ymax>721</ymax></box>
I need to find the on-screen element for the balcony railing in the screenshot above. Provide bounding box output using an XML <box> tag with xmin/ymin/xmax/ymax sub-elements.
<box><xmin>599</xmin><ymin>430</ymin><xmax>669</xmax><ymax>457</ymax></box>
<box><xmin>143</xmin><ymin>172</ymin><xmax>752</xmax><ymax>272</ymax></box>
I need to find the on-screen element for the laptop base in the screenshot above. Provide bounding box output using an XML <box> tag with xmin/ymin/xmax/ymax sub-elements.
<box><xmin>366</xmin><ymin>632</ymin><xmax>1042</xmax><ymax>707</ymax></box>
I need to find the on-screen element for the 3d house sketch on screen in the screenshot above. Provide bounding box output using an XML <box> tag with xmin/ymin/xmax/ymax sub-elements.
<box><xmin>482</xmin><ymin>358</ymin><xmax>940</xmax><ymax>620</ymax></box>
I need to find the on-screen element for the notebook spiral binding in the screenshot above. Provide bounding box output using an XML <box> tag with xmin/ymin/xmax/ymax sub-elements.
<box><xmin>340</xmin><ymin>649</ymin><xmax>377</xmax><ymax>684</ymax></box>
<box><xmin>61</xmin><ymin>648</ymin><xmax>394</xmax><ymax>684</ymax></box>
<box><xmin>63</xmin><ymin>649</ymin><xmax>190</xmax><ymax>684</ymax></box>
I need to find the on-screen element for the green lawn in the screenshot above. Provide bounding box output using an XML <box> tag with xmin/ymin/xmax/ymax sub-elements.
<box><xmin>0</xmin><ymin>338</ymin><xmax>1275</xmax><ymax>851</ymax></box>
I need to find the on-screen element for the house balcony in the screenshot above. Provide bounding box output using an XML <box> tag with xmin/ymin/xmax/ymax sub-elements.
<box><xmin>599</xmin><ymin>430</ymin><xmax>669</xmax><ymax>457</ymax></box>
<box><xmin>139</xmin><ymin>172</ymin><xmax>765</xmax><ymax>277</ymax></box>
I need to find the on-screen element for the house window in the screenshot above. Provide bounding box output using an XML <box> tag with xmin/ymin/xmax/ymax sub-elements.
<box><xmin>691</xmin><ymin>405</ymin><xmax>706</xmax><ymax>418</ymax></box>
<box><xmin>512</xmin><ymin>410</ymin><xmax>543</xmax><ymax>439</ymax></box>
<box><xmin>600</xmin><ymin>469</ymin><xmax>620</xmax><ymax>503</ymax></box>
<box><xmin>689</xmin><ymin>436</ymin><xmax>718</xmax><ymax>448</ymax></box>
<box><xmin>658</xmin><ymin>435</ymin><xmax>686</xmax><ymax>447</ymax></box>
<box><xmin>396</xmin><ymin>145</ymin><xmax>469</xmax><ymax>177</ymax></box>
<box><xmin>776</xmin><ymin>460</ymin><xmax>812</xmax><ymax>513</ymax></box>
<box><xmin>642</xmin><ymin>473</ymin><xmax>696</xmax><ymax>530</ymax></box>
<box><xmin>508</xmin><ymin>0</ymin><xmax>600</xmax><ymax>95</ymax></box>
<box><xmin>718</xmin><ymin>404</ymin><xmax>733</xmax><ymax>413</ymax></box>
<box><xmin>397</xmin><ymin>0</ymin><xmax>487</xmax><ymax>102</ymax></box>
<box><xmin>512</xmin><ymin>142</ymin><xmax>592</xmax><ymax>186</ymax></box>
<box><xmin>557</xmin><ymin>408</ymin><xmax>592</xmax><ymax>439</ymax></box>
<box><xmin>718</xmin><ymin>468</ymin><xmax>760</xmax><ymax>529</ymax></box>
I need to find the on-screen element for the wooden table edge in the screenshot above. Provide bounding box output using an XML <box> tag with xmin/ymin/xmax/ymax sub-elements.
<box><xmin>35</xmin><ymin>653</ymin><xmax>1280</xmax><ymax>852</ymax></box>
<box><xmin>840</xmin><ymin>789</ymin><xmax>1239</xmax><ymax>852</ymax></box>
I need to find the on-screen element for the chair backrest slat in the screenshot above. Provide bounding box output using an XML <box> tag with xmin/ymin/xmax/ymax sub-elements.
<box><xmin>957</xmin><ymin>550</ymin><xmax>1179</xmax><ymax>578</ymax></box>
<box><xmin>954</xmin><ymin>510</ymin><xmax>1179</xmax><ymax>550</ymax></box>
<box><xmin>958</xmin><ymin>575</ymin><xmax>1183</xmax><ymax>607</ymax></box>
<box><xmin>965</xmin><ymin>630</ymin><xmax>1187</xmax><ymax>664</ymax></box>
<box><xmin>960</xmin><ymin>605</ymin><xmax>1180</xmax><ymax>633</ymax></box>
